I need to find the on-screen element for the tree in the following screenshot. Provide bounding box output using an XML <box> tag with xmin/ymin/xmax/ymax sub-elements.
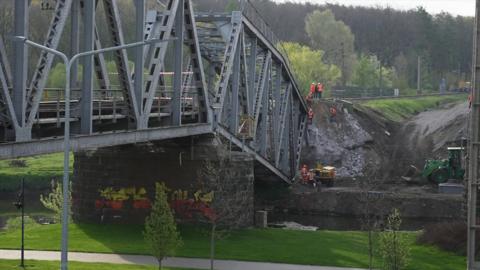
<box><xmin>225</xmin><ymin>0</ymin><xmax>239</xmax><ymax>12</ymax></box>
<box><xmin>199</xmin><ymin>155</ymin><xmax>252</xmax><ymax>270</ymax></box>
<box><xmin>144</xmin><ymin>182</ymin><xmax>182</xmax><ymax>270</ymax></box>
<box><xmin>305</xmin><ymin>9</ymin><xmax>356</xmax><ymax>85</ymax></box>
<box><xmin>378</xmin><ymin>208</ymin><xmax>410</xmax><ymax>270</ymax></box>
<box><xmin>40</xmin><ymin>179</ymin><xmax>71</xmax><ymax>223</ymax></box>
<box><xmin>357</xmin><ymin>161</ymin><xmax>387</xmax><ymax>270</ymax></box>
<box><xmin>281</xmin><ymin>42</ymin><xmax>341</xmax><ymax>96</ymax></box>
<box><xmin>352</xmin><ymin>54</ymin><xmax>396</xmax><ymax>91</ymax></box>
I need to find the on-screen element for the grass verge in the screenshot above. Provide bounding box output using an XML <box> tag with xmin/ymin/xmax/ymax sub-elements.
<box><xmin>0</xmin><ymin>223</ymin><xmax>466</xmax><ymax>270</ymax></box>
<box><xmin>0</xmin><ymin>259</ymin><xmax>194</xmax><ymax>270</ymax></box>
<box><xmin>362</xmin><ymin>94</ymin><xmax>468</xmax><ymax>122</ymax></box>
<box><xmin>0</xmin><ymin>153</ymin><xmax>72</xmax><ymax>192</ymax></box>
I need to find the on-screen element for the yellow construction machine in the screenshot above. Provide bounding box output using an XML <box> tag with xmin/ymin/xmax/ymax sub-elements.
<box><xmin>310</xmin><ymin>164</ymin><xmax>336</xmax><ymax>187</ymax></box>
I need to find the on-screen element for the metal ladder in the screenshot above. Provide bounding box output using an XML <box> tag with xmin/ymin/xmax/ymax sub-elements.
<box><xmin>294</xmin><ymin>115</ymin><xmax>307</xmax><ymax>172</ymax></box>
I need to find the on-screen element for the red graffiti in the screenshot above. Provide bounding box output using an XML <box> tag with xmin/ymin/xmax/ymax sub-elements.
<box><xmin>170</xmin><ymin>199</ymin><xmax>216</xmax><ymax>221</ymax></box>
<box><xmin>133</xmin><ymin>199</ymin><xmax>151</xmax><ymax>209</ymax></box>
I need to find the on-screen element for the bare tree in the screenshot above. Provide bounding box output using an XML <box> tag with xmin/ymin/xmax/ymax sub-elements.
<box><xmin>199</xmin><ymin>153</ymin><xmax>252</xmax><ymax>270</ymax></box>
<box><xmin>357</xmin><ymin>161</ymin><xmax>386</xmax><ymax>270</ymax></box>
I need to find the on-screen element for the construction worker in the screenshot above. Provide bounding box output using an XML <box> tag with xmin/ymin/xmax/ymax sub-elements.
<box><xmin>308</xmin><ymin>107</ymin><xmax>314</xmax><ymax>124</ymax></box>
<box><xmin>310</xmin><ymin>83</ymin><xmax>316</xmax><ymax>99</ymax></box>
<box><xmin>306</xmin><ymin>93</ymin><xmax>313</xmax><ymax>104</ymax></box>
<box><xmin>329</xmin><ymin>105</ymin><xmax>337</xmax><ymax>123</ymax></box>
<box><xmin>301</xmin><ymin>164</ymin><xmax>309</xmax><ymax>184</ymax></box>
<box><xmin>317</xmin><ymin>83</ymin><xmax>324</xmax><ymax>99</ymax></box>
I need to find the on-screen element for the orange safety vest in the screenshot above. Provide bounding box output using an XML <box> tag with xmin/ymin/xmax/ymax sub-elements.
<box><xmin>317</xmin><ymin>83</ymin><xmax>324</xmax><ymax>93</ymax></box>
<box><xmin>330</xmin><ymin>106</ymin><xmax>337</xmax><ymax>116</ymax></box>
<box><xmin>310</xmin><ymin>84</ymin><xmax>316</xmax><ymax>94</ymax></box>
<box><xmin>301</xmin><ymin>167</ymin><xmax>309</xmax><ymax>180</ymax></box>
<box><xmin>308</xmin><ymin>108</ymin><xmax>314</xmax><ymax>119</ymax></box>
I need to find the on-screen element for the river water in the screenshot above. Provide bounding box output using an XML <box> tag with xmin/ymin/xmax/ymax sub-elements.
<box><xmin>0</xmin><ymin>191</ymin><xmax>53</xmax><ymax>229</ymax></box>
<box><xmin>0</xmin><ymin>191</ymin><xmax>452</xmax><ymax>231</ymax></box>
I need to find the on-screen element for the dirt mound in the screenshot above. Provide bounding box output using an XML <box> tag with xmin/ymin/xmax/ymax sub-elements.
<box><xmin>302</xmin><ymin>101</ymin><xmax>390</xmax><ymax>177</ymax></box>
<box><xmin>389</xmin><ymin>102</ymin><xmax>469</xmax><ymax>177</ymax></box>
<box><xmin>301</xmin><ymin>100</ymin><xmax>469</xmax><ymax>179</ymax></box>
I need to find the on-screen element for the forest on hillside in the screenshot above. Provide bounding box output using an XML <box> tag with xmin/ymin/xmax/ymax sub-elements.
<box><xmin>197</xmin><ymin>0</ymin><xmax>474</xmax><ymax>94</ymax></box>
<box><xmin>0</xmin><ymin>0</ymin><xmax>473</xmax><ymax>96</ymax></box>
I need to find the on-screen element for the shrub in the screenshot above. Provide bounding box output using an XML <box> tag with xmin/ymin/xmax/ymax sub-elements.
<box><xmin>417</xmin><ymin>221</ymin><xmax>473</xmax><ymax>255</ymax></box>
<box><xmin>5</xmin><ymin>216</ymin><xmax>40</xmax><ymax>231</ymax></box>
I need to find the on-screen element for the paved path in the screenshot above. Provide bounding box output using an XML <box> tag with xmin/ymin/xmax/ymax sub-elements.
<box><xmin>0</xmin><ymin>249</ymin><xmax>366</xmax><ymax>270</ymax></box>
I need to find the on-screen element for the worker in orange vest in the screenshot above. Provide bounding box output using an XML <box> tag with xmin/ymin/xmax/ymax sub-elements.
<box><xmin>317</xmin><ymin>83</ymin><xmax>324</xmax><ymax>99</ymax></box>
<box><xmin>329</xmin><ymin>105</ymin><xmax>337</xmax><ymax>123</ymax></box>
<box><xmin>306</xmin><ymin>93</ymin><xmax>313</xmax><ymax>104</ymax></box>
<box><xmin>301</xmin><ymin>164</ymin><xmax>309</xmax><ymax>184</ymax></box>
<box><xmin>310</xmin><ymin>83</ymin><xmax>316</xmax><ymax>98</ymax></box>
<box><xmin>308</xmin><ymin>107</ymin><xmax>314</xmax><ymax>124</ymax></box>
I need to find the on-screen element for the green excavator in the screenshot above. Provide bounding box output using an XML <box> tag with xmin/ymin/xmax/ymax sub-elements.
<box><xmin>421</xmin><ymin>147</ymin><xmax>465</xmax><ymax>184</ymax></box>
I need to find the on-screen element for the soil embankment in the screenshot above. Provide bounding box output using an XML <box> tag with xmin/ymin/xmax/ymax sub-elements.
<box><xmin>257</xmin><ymin>97</ymin><xmax>469</xmax><ymax>229</ymax></box>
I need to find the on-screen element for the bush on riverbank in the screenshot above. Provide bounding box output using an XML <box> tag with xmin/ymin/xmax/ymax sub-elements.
<box><xmin>417</xmin><ymin>222</ymin><xmax>474</xmax><ymax>256</ymax></box>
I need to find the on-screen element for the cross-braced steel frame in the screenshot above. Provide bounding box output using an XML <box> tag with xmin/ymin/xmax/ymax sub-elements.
<box><xmin>0</xmin><ymin>0</ymin><xmax>307</xmax><ymax>182</ymax></box>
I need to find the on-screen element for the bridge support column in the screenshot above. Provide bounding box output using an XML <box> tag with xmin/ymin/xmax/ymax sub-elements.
<box><xmin>72</xmin><ymin>136</ymin><xmax>254</xmax><ymax>227</ymax></box>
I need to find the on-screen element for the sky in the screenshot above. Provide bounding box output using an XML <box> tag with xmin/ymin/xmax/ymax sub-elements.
<box><xmin>272</xmin><ymin>0</ymin><xmax>476</xmax><ymax>16</ymax></box>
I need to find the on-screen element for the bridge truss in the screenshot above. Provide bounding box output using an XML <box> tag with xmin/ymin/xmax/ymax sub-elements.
<box><xmin>0</xmin><ymin>0</ymin><xmax>307</xmax><ymax>182</ymax></box>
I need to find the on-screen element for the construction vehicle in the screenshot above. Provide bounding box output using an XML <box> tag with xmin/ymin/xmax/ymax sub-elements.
<box><xmin>310</xmin><ymin>164</ymin><xmax>336</xmax><ymax>187</ymax></box>
<box><xmin>402</xmin><ymin>147</ymin><xmax>465</xmax><ymax>184</ymax></box>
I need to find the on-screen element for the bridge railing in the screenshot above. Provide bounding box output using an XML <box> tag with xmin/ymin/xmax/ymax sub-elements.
<box><xmin>240</xmin><ymin>0</ymin><xmax>294</xmax><ymax>71</ymax></box>
<box><xmin>240</xmin><ymin>0</ymin><xmax>302</xmax><ymax>99</ymax></box>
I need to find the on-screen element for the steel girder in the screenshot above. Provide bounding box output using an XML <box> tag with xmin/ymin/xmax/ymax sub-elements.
<box><xmin>197</xmin><ymin>12</ymin><xmax>307</xmax><ymax>181</ymax></box>
<box><xmin>0</xmin><ymin>3</ymin><xmax>306</xmax><ymax>183</ymax></box>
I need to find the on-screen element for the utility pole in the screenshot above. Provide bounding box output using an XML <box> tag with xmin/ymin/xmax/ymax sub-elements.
<box><xmin>341</xmin><ymin>42</ymin><xmax>346</xmax><ymax>88</ymax></box>
<box><xmin>467</xmin><ymin>1</ymin><xmax>480</xmax><ymax>269</ymax></box>
<box><xmin>417</xmin><ymin>56</ymin><xmax>421</xmax><ymax>95</ymax></box>
<box><xmin>379</xmin><ymin>64</ymin><xmax>383</xmax><ymax>96</ymax></box>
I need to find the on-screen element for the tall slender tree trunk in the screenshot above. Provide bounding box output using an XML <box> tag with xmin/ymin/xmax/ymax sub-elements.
<box><xmin>210</xmin><ymin>223</ymin><xmax>216</xmax><ymax>270</ymax></box>
<box><xmin>158</xmin><ymin>259</ymin><xmax>162</xmax><ymax>270</ymax></box>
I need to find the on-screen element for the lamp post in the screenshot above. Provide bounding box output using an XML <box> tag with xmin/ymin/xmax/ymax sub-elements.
<box><xmin>13</xmin><ymin>178</ymin><xmax>25</xmax><ymax>268</ymax></box>
<box><xmin>15</xmin><ymin>36</ymin><xmax>171</xmax><ymax>270</ymax></box>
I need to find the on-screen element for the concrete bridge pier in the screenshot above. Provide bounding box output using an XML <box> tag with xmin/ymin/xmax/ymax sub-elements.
<box><xmin>71</xmin><ymin>136</ymin><xmax>255</xmax><ymax>227</ymax></box>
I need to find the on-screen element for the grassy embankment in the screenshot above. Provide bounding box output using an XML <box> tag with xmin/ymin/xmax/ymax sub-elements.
<box><xmin>0</xmin><ymin>223</ymin><xmax>466</xmax><ymax>270</ymax></box>
<box><xmin>0</xmin><ymin>260</ymin><xmax>194</xmax><ymax>270</ymax></box>
<box><xmin>0</xmin><ymin>153</ymin><xmax>72</xmax><ymax>192</ymax></box>
<box><xmin>361</xmin><ymin>94</ymin><xmax>468</xmax><ymax>122</ymax></box>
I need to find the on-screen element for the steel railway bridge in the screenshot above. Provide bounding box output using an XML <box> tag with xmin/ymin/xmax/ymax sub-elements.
<box><xmin>0</xmin><ymin>0</ymin><xmax>307</xmax><ymax>183</ymax></box>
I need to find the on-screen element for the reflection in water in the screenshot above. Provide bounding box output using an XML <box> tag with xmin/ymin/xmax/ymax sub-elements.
<box><xmin>0</xmin><ymin>191</ymin><xmax>54</xmax><ymax>229</ymax></box>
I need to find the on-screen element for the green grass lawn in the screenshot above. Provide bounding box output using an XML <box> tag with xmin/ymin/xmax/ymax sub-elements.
<box><xmin>362</xmin><ymin>94</ymin><xmax>468</xmax><ymax>122</ymax></box>
<box><xmin>0</xmin><ymin>223</ymin><xmax>466</xmax><ymax>270</ymax></box>
<box><xmin>0</xmin><ymin>153</ymin><xmax>72</xmax><ymax>191</ymax></box>
<box><xmin>0</xmin><ymin>259</ymin><xmax>194</xmax><ymax>270</ymax></box>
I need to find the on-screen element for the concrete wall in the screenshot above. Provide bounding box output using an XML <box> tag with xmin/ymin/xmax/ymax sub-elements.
<box><xmin>72</xmin><ymin>136</ymin><xmax>255</xmax><ymax>227</ymax></box>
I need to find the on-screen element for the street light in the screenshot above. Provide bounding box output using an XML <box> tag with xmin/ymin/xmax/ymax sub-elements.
<box><xmin>13</xmin><ymin>178</ymin><xmax>25</xmax><ymax>268</ymax></box>
<box><xmin>15</xmin><ymin>36</ymin><xmax>172</xmax><ymax>270</ymax></box>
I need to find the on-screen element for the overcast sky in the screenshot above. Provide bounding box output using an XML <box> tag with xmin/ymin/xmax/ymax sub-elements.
<box><xmin>272</xmin><ymin>0</ymin><xmax>476</xmax><ymax>16</ymax></box>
